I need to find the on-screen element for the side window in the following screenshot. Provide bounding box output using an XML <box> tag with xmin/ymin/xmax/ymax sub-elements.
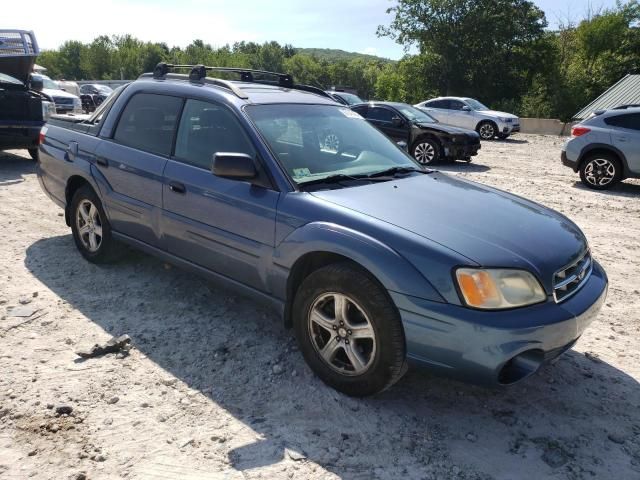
<box><xmin>367</xmin><ymin>107</ymin><xmax>394</xmax><ymax>123</ymax></box>
<box><xmin>351</xmin><ymin>105</ymin><xmax>368</xmax><ymax>117</ymax></box>
<box><xmin>174</xmin><ymin>99</ymin><xmax>256</xmax><ymax>170</ymax></box>
<box><xmin>429</xmin><ymin>100</ymin><xmax>450</xmax><ymax>109</ymax></box>
<box><xmin>449</xmin><ymin>100</ymin><xmax>465</xmax><ymax>111</ymax></box>
<box><xmin>113</xmin><ymin>93</ymin><xmax>182</xmax><ymax>156</ymax></box>
<box><xmin>605</xmin><ymin>113</ymin><xmax>640</xmax><ymax>131</ymax></box>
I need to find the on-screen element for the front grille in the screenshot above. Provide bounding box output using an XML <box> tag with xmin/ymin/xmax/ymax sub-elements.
<box><xmin>53</xmin><ymin>97</ymin><xmax>74</xmax><ymax>105</ymax></box>
<box><xmin>553</xmin><ymin>250</ymin><xmax>592</xmax><ymax>302</ymax></box>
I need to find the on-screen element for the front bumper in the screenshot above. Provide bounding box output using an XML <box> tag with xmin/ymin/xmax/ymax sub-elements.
<box><xmin>391</xmin><ymin>260</ymin><xmax>608</xmax><ymax>386</ymax></box>
<box><xmin>445</xmin><ymin>142</ymin><xmax>481</xmax><ymax>159</ymax></box>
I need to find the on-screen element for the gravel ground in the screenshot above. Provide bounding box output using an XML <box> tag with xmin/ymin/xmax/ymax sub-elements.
<box><xmin>1</xmin><ymin>135</ymin><xmax>639</xmax><ymax>480</ymax></box>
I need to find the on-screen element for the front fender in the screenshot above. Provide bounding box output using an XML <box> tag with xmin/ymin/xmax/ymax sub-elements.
<box><xmin>272</xmin><ymin>222</ymin><xmax>445</xmax><ymax>303</ymax></box>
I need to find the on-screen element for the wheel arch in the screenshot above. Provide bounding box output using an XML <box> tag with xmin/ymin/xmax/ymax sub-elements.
<box><xmin>475</xmin><ymin>118</ymin><xmax>498</xmax><ymax>133</ymax></box>
<box><xmin>64</xmin><ymin>175</ymin><xmax>95</xmax><ymax>226</ymax></box>
<box><xmin>410</xmin><ymin>134</ymin><xmax>443</xmax><ymax>158</ymax></box>
<box><xmin>275</xmin><ymin>222</ymin><xmax>445</xmax><ymax>328</ymax></box>
<box><xmin>578</xmin><ymin>144</ymin><xmax>629</xmax><ymax>179</ymax></box>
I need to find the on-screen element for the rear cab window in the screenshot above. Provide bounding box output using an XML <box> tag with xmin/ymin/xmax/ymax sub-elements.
<box><xmin>113</xmin><ymin>93</ymin><xmax>183</xmax><ymax>156</ymax></box>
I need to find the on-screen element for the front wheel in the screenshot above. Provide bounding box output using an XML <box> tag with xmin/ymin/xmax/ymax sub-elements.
<box><xmin>70</xmin><ymin>185</ymin><xmax>121</xmax><ymax>263</ymax></box>
<box><xmin>293</xmin><ymin>263</ymin><xmax>407</xmax><ymax>397</ymax></box>
<box><xmin>477</xmin><ymin>121</ymin><xmax>497</xmax><ymax>140</ymax></box>
<box><xmin>411</xmin><ymin>138</ymin><xmax>440</xmax><ymax>165</ymax></box>
<box><xmin>497</xmin><ymin>133</ymin><xmax>510</xmax><ymax>140</ymax></box>
<box><xmin>579</xmin><ymin>154</ymin><xmax>622</xmax><ymax>190</ymax></box>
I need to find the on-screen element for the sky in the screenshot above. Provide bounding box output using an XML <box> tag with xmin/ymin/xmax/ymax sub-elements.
<box><xmin>4</xmin><ymin>0</ymin><xmax>624</xmax><ymax>60</ymax></box>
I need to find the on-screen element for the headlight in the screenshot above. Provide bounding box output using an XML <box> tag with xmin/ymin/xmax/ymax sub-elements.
<box><xmin>41</xmin><ymin>101</ymin><xmax>56</xmax><ymax>120</ymax></box>
<box><xmin>455</xmin><ymin>268</ymin><xmax>546</xmax><ymax>309</ymax></box>
<box><xmin>498</xmin><ymin>117</ymin><xmax>513</xmax><ymax>123</ymax></box>
<box><xmin>73</xmin><ymin>97</ymin><xmax>81</xmax><ymax>106</ymax></box>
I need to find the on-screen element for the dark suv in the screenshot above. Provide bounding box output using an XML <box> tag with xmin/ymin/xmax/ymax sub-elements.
<box><xmin>37</xmin><ymin>64</ymin><xmax>607</xmax><ymax>396</ymax></box>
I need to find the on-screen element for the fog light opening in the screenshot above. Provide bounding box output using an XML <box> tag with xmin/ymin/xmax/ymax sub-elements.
<box><xmin>498</xmin><ymin>350</ymin><xmax>544</xmax><ymax>385</ymax></box>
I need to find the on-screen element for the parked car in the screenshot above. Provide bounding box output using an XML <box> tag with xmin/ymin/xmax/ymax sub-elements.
<box><xmin>561</xmin><ymin>108</ymin><xmax>640</xmax><ymax>190</ymax></box>
<box><xmin>58</xmin><ymin>79</ymin><xmax>81</xmax><ymax>97</ymax></box>
<box><xmin>326</xmin><ymin>90</ymin><xmax>364</xmax><ymax>106</ymax></box>
<box><xmin>32</xmin><ymin>73</ymin><xmax>82</xmax><ymax>114</ymax></box>
<box><xmin>79</xmin><ymin>83</ymin><xmax>113</xmax><ymax>113</ymax></box>
<box><xmin>0</xmin><ymin>29</ymin><xmax>55</xmax><ymax>160</ymax></box>
<box><xmin>351</xmin><ymin>101</ymin><xmax>480</xmax><ymax>164</ymax></box>
<box><xmin>415</xmin><ymin>97</ymin><xmax>520</xmax><ymax>140</ymax></box>
<box><xmin>37</xmin><ymin>64</ymin><xmax>607</xmax><ymax>397</ymax></box>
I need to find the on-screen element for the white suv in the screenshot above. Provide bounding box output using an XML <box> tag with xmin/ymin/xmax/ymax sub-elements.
<box><xmin>415</xmin><ymin>97</ymin><xmax>520</xmax><ymax>140</ymax></box>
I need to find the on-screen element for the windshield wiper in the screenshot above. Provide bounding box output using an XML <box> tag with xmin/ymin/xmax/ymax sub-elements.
<box><xmin>298</xmin><ymin>173</ymin><xmax>375</xmax><ymax>189</ymax></box>
<box><xmin>365</xmin><ymin>166</ymin><xmax>431</xmax><ymax>178</ymax></box>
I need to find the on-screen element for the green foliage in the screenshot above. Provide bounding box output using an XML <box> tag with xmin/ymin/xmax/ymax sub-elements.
<box><xmin>36</xmin><ymin>0</ymin><xmax>640</xmax><ymax>121</ymax></box>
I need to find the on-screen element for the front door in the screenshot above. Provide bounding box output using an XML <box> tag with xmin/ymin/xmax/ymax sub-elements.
<box><xmin>161</xmin><ymin>99</ymin><xmax>279</xmax><ymax>292</ymax></box>
<box><xmin>364</xmin><ymin>106</ymin><xmax>409</xmax><ymax>144</ymax></box>
<box><xmin>94</xmin><ymin>92</ymin><xmax>183</xmax><ymax>247</ymax></box>
<box><xmin>447</xmin><ymin>99</ymin><xmax>475</xmax><ymax>129</ymax></box>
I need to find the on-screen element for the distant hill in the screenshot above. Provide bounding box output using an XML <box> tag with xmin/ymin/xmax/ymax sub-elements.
<box><xmin>296</xmin><ymin>48</ymin><xmax>394</xmax><ymax>64</ymax></box>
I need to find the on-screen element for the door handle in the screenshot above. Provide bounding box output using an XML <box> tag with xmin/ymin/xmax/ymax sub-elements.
<box><xmin>96</xmin><ymin>156</ymin><xmax>108</xmax><ymax>167</ymax></box>
<box><xmin>168</xmin><ymin>181</ymin><xmax>186</xmax><ymax>194</ymax></box>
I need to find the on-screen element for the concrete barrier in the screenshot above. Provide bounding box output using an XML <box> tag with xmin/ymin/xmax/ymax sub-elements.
<box><xmin>519</xmin><ymin>118</ymin><xmax>575</xmax><ymax>136</ymax></box>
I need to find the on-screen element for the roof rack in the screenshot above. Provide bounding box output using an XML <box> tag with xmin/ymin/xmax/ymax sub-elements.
<box><xmin>145</xmin><ymin>62</ymin><xmax>331</xmax><ymax>100</ymax></box>
<box><xmin>613</xmin><ymin>104</ymin><xmax>640</xmax><ymax>110</ymax></box>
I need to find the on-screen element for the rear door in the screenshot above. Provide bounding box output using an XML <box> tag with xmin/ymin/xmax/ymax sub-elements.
<box><xmin>420</xmin><ymin>100</ymin><xmax>449</xmax><ymax>123</ymax></box>
<box><xmin>606</xmin><ymin>113</ymin><xmax>640</xmax><ymax>173</ymax></box>
<box><xmin>162</xmin><ymin>98</ymin><xmax>279</xmax><ymax>291</ymax></box>
<box><xmin>93</xmin><ymin>92</ymin><xmax>183</xmax><ymax>247</ymax></box>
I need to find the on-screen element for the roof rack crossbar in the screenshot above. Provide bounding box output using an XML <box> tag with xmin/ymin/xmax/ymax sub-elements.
<box><xmin>146</xmin><ymin>63</ymin><xmax>332</xmax><ymax>100</ymax></box>
<box><xmin>138</xmin><ymin>72</ymin><xmax>250</xmax><ymax>99</ymax></box>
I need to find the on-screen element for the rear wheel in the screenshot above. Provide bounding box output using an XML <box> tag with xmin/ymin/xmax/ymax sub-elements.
<box><xmin>293</xmin><ymin>263</ymin><xmax>407</xmax><ymax>397</ymax></box>
<box><xmin>579</xmin><ymin>153</ymin><xmax>622</xmax><ymax>190</ymax></box>
<box><xmin>28</xmin><ymin>148</ymin><xmax>39</xmax><ymax>161</ymax></box>
<box><xmin>411</xmin><ymin>138</ymin><xmax>440</xmax><ymax>165</ymax></box>
<box><xmin>70</xmin><ymin>185</ymin><xmax>121</xmax><ymax>263</ymax></box>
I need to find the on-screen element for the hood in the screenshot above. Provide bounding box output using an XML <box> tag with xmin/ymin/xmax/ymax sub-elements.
<box><xmin>415</xmin><ymin>122</ymin><xmax>479</xmax><ymax>137</ymax></box>
<box><xmin>0</xmin><ymin>55</ymin><xmax>35</xmax><ymax>86</ymax></box>
<box><xmin>479</xmin><ymin>110</ymin><xmax>519</xmax><ymax>120</ymax></box>
<box><xmin>311</xmin><ymin>173</ymin><xmax>586</xmax><ymax>292</ymax></box>
<box><xmin>43</xmin><ymin>88</ymin><xmax>79</xmax><ymax>99</ymax></box>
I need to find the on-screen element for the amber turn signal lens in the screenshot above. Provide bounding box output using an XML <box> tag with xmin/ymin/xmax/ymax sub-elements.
<box><xmin>456</xmin><ymin>270</ymin><xmax>501</xmax><ymax>308</ymax></box>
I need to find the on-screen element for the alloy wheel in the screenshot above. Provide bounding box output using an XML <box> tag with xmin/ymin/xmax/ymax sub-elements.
<box><xmin>323</xmin><ymin>133</ymin><xmax>340</xmax><ymax>153</ymax></box>
<box><xmin>308</xmin><ymin>292</ymin><xmax>376</xmax><ymax>376</ymax></box>
<box><xmin>414</xmin><ymin>142</ymin><xmax>436</xmax><ymax>164</ymax></box>
<box><xmin>76</xmin><ymin>199</ymin><xmax>103</xmax><ymax>252</ymax></box>
<box><xmin>479</xmin><ymin>123</ymin><xmax>495</xmax><ymax>140</ymax></box>
<box><xmin>584</xmin><ymin>158</ymin><xmax>616</xmax><ymax>187</ymax></box>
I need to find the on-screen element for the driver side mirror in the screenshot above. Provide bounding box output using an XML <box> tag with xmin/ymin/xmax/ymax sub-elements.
<box><xmin>212</xmin><ymin>153</ymin><xmax>257</xmax><ymax>180</ymax></box>
<box><xmin>30</xmin><ymin>76</ymin><xmax>43</xmax><ymax>92</ymax></box>
<box><xmin>391</xmin><ymin>116</ymin><xmax>403</xmax><ymax>127</ymax></box>
<box><xmin>461</xmin><ymin>106</ymin><xmax>471</xmax><ymax>112</ymax></box>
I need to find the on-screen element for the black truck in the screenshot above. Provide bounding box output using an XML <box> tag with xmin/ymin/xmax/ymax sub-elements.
<box><xmin>0</xmin><ymin>30</ymin><xmax>55</xmax><ymax>160</ymax></box>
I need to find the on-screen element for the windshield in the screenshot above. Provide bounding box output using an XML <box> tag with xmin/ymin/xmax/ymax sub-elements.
<box><xmin>395</xmin><ymin>104</ymin><xmax>437</xmax><ymax>123</ymax></box>
<box><xmin>465</xmin><ymin>98</ymin><xmax>489</xmax><ymax>111</ymax></box>
<box><xmin>95</xmin><ymin>85</ymin><xmax>113</xmax><ymax>94</ymax></box>
<box><xmin>0</xmin><ymin>73</ymin><xmax>22</xmax><ymax>85</ymax></box>
<box><xmin>334</xmin><ymin>92</ymin><xmax>363</xmax><ymax>105</ymax></box>
<box><xmin>245</xmin><ymin>104</ymin><xmax>419</xmax><ymax>185</ymax></box>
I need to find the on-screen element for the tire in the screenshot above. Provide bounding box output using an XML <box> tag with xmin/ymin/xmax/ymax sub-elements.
<box><xmin>293</xmin><ymin>262</ymin><xmax>407</xmax><ymax>397</ymax></box>
<box><xmin>497</xmin><ymin>133</ymin><xmax>509</xmax><ymax>140</ymax></box>
<box><xmin>70</xmin><ymin>185</ymin><xmax>121</xmax><ymax>263</ymax></box>
<box><xmin>28</xmin><ymin>148</ymin><xmax>39</xmax><ymax>161</ymax></box>
<box><xmin>411</xmin><ymin>137</ymin><xmax>441</xmax><ymax>165</ymax></box>
<box><xmin>579</xmin><ymin>153</ymin><xmax>622</xmax><ymax>190</ymax></box>
<box><xmin>477</xmin><ymin>121</ymin><xmax>497</xmax><ymax>140</ymax></box>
